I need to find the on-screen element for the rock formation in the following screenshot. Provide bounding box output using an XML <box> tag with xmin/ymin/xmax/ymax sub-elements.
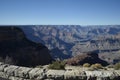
<box><xmin>0</xmin><ymin>26</ymin><xmax>53</xmax><ymax>67</ymax></box>
<box><xmin>66</xmin><ymin>51</ymin><xmax>108</xmax><ymax>66</ymax></box>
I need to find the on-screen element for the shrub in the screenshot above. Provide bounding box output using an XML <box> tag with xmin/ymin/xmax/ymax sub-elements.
<box><xmin>48</xmin><ymin>61</ymin><xmax>66</xmax><ymax>70</ymax></box>
<box><xmin>107</xmin><ymin>65</ymin><xmax>114</xmax><ymax>68</ymax></box>
<box><xmin>103</xmin><ymin>67</ymin><xmax>107</xmax><ymax>70</ymax></box>
<box><xmin>35</xmin><ymin>65</ymin><xmax>43</xmax><ymax>68</ymax></box>
<box><xmin>83</xmin><ymin>63</ymin><xmax>91</xmax><ymax>67</ymax></box>
<box><xmin>91</xmin><ymin>63</ymin><xmax>103</xmax><ymax>70</ymax></box>
<box><xmin>114</xmin><ymin>62</ymin><xmax>120</xmax><ymax>70</ymax></box>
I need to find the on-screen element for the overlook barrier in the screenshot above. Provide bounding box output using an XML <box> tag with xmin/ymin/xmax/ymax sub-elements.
<box><xmin>0</xmin><ymin>62</ymin><xmax>120</xmax><ymax>80</ymax></box>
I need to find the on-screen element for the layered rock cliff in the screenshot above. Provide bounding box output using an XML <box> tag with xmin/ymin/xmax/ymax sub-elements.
<box><xmin>19</xmin><ymin>25</ymin><xmax>120</xmax><ymax>63</ymax></box>
<box><xmin>0</xmin><ymin>26</ymin><xmax>53</xmax><ymax>67</ymax></box>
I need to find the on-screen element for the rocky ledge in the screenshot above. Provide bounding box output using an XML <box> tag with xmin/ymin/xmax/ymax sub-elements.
<box><xmin>0</xmin><ymin>62</ymin><xmax>120</xmax><ymax>80</ymax></box>
<box><xmin>66</xmin><ymin>52</ymin><xmax>108</xmax><ymax>66</ymax></box>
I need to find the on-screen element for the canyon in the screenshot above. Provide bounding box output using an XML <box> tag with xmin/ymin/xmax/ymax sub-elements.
<box><xmin>19</xmin><ymin>25</ymin><xmax>120</xmax><ymax>64</ymax></box>
<box><xmin>0</xmin><ymin>26</ymin><xmax>120</xmax><ymax>80</ymax></box>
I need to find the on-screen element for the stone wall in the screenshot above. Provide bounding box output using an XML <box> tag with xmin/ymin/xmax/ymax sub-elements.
<box><xmin>0</xmin><ymin>62</ymin><xmax>120</xmax><ymax>80</ymax></box>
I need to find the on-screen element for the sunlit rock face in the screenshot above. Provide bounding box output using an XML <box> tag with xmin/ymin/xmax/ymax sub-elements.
<box><xmin>66</xmin><ymin>51</ymin><xmax>109</xmax><ymax>66</ymax></box>
<box><xmin>0</xmin><ymin>26</ymin><xmax>53</xmax><ymax>67</ymax></box>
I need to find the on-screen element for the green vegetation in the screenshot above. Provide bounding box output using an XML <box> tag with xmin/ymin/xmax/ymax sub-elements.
<box><xmin>83</xmin><ymin>63</ymin><xmax>91</xmax><ymax>67</ymax></box>
<box><xmin>107</xmin><ymin>65</ymin><xmax>114</xmax><ymax>68</ymax></box>
<box><xmin>35</xmin><ymin>65</ymin><xmax>43</xmax><ymax>68</ymax></box>
<box><xmin>114</xmin><ymin>62</ymin><xmax>120</xmax><ymax>70</ymax></box>
<box><xmin>48</xmin><ymin>61</ymin><xmax>66</xmax><ymax>70</ymax></box>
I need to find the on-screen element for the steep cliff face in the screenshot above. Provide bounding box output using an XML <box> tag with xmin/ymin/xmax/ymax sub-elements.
<box><xmin>20</xmin><ymin>26</ymin><xmax>74</xmax><ymax>60</ymax></box>
<box><xmin>0</xmin><ymin>26</ymin><xmax>53</xmax><ymax>67</ymax></box>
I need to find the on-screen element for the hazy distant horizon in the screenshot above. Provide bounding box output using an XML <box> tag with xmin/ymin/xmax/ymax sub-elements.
<box><xmin>0</xmin><ymin>24</ymin><xmax>120</xmax><ymax>27</ymax></box>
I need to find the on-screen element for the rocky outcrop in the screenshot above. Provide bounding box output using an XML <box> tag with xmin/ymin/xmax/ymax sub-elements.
<box><xmin>99</xmin><ymin>51</ymin><xmax>120</xmax><ymax>64</ymax></box>
<box><xmin>0</xmin><ymin>26</ymin><xmax>53</xmax><ymax>67</ymax></box>
<box><xmin>0</xmin><ymin>62</ymin><xmax>120</xmax><ymax>80</ymax></box>
<box><xmin>66</xmin><ymin>51</ymin><xmax>108</xmax><ymax>66</ymax></box>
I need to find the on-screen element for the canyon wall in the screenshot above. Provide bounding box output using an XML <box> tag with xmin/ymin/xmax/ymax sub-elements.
<box><xmin>0</xmin><ymin>26</ymin><xmax>53</xmax><ymax>67</ymax></box>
